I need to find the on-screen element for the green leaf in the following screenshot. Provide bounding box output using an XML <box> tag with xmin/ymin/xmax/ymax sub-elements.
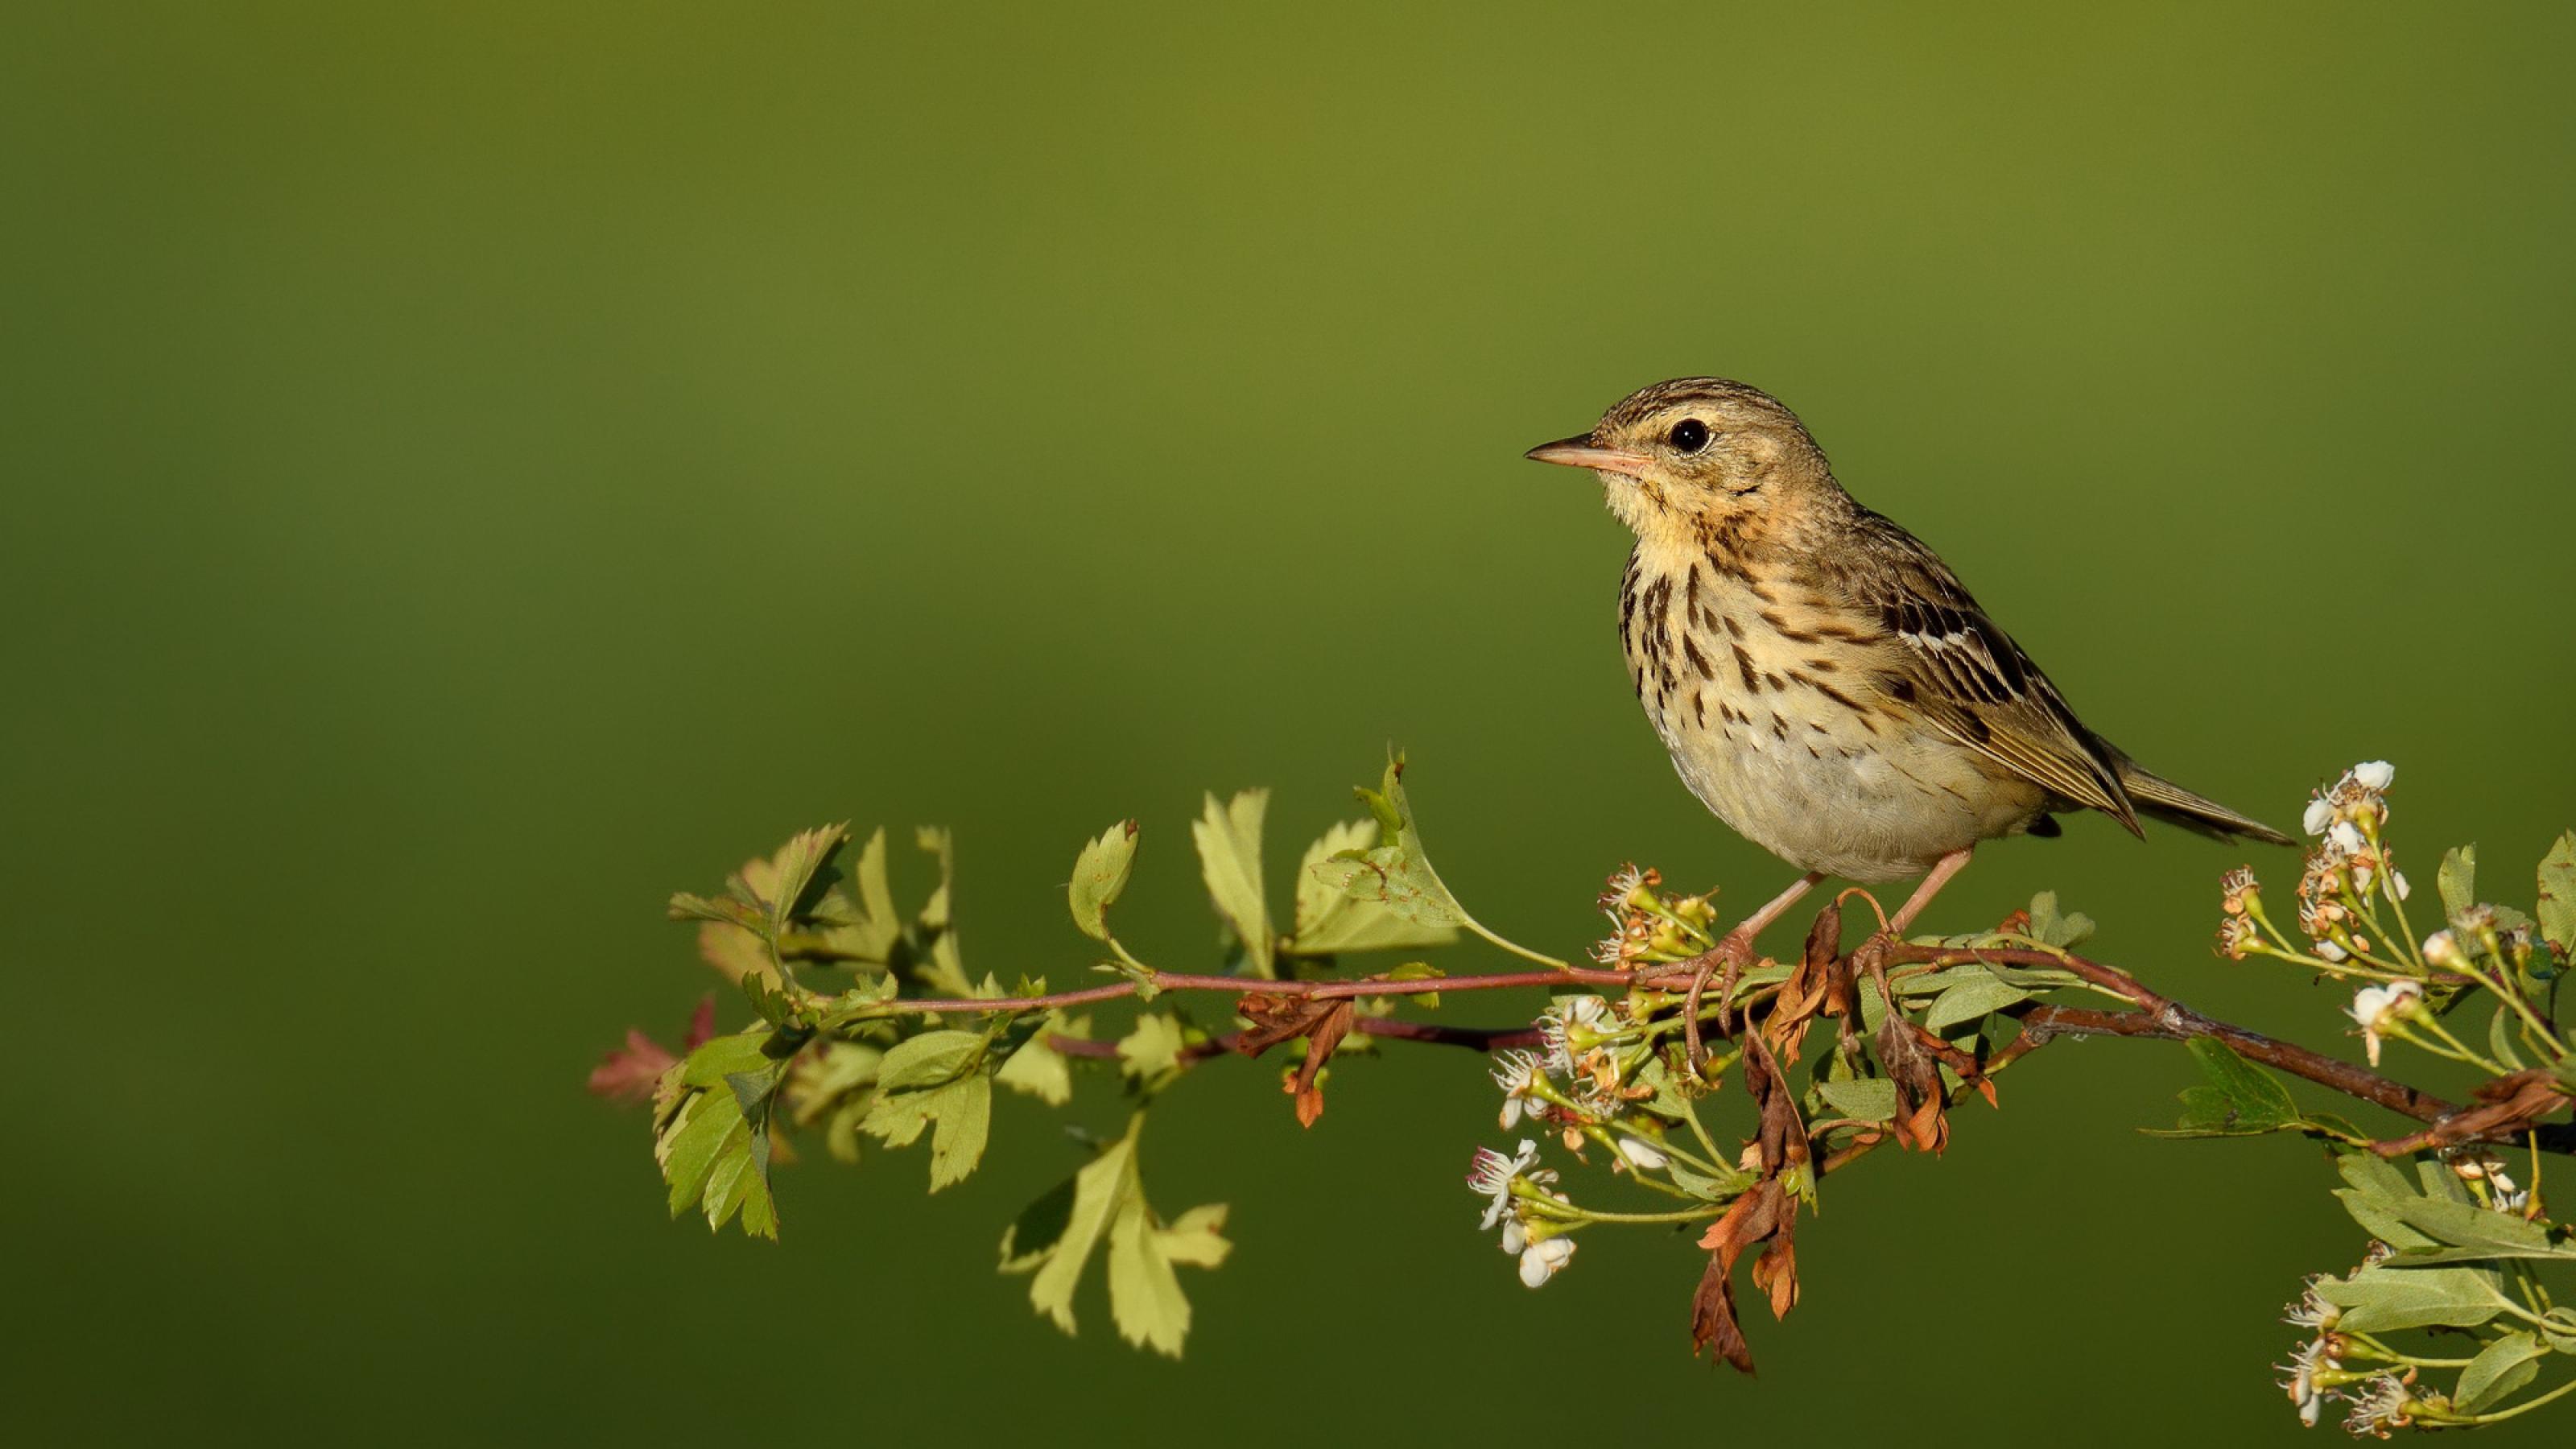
<box><xmin>1286</xmin><ymin>819</ymin><xmax>1460</xmax><ymax>956</ymax></box>
<box><xmin>1068</xmin><ymin>820</ymin><xmax>1139</xmax><ymax>943</ymax></box>
<box><xmin>803</xmin><ymin>827</ymin><xmax>904</xmax><ymax>965</ymax></box>
<box><xmin>913</xmin><ymin>931</ymin><xmax>976</xmax><ymax>998</ymax></box>
<box><xmin>1018</xmin><ymin>1126</ymin><xmax>1134</xmax><ymax>1333</ymax></box>
<box><xmin>667</xmin><ymin>891</ymin><xmax>766</xmax><ymax>933</ymax></box>
<box><xmin>1155</xmin><ymin>1203</ymin><xmax>1232</xmax><ymax>1269</ymax></box>
<box><xmin>1107</xmin><ymin>1191</ymin><xmax>1192</xmax><ymax>1356</ymax></box>
<box><xmin>2440</xmin><ymin>844</ymin><xmax>2479</xmax><ymax>928</ymax></box>
<box><xmin>2146</xmin><ymin>1038</ymin><xmax>2298</xmax><ymax>1137</ymax></box>
<box><xmin>762</xmin><ymin>824</ymin><xmax>850</xmax><ymax>940</ymax></box>
<box><xmin>1815</xmin><ymin>1077</ymin><xmax>1899</xmax><ymax>1122</ymax></box>
<box><xmin>875</xmin><ymin>1030</ymin><xmax>985</xmax><ymax>1092</ymax></box>
<box><xmin>1922</xmin><ymin>974</ymin><xmax>2032</xmax><ymax>1032</ymax></box>
<box><xmin>2380</xmin><ymin>1198</ymin><xmax>2576</xmax><ymax>1263</ymax></box>
<box><xmin>1191</xmin><ymin>789</ymin><xmax>1274</xmax><ymax>978</ymax></box>
<box><xmin>996</xmin><ymin>1013</ymin><xmax>1085</xmax><ymax>1106</ymax></box>
<box><xmin>1667</xmin><ymin>1158</ymin><xmax>1755</xmax><ymax>1202</ymax></box>
<box><xmin>860</xmin><ymin>1072</ymin><xmax>992</xmax><ymax>1191</ymax></box>
<box><xmin>1305</xmin><ymin>757</ymin><xmax>1468</xmax><ymax>930</ymax></box>
<box><xmin>2491</xmin><ymin>1003</ymin><xmax>2531</xmax><ymax>1071</ymax></box>
<box><xmin>653</xmin><ymin>1036</ymin><xmax>789</xmax><ymax>1240</ymax></box>
<box><xmin>1000</xmin><ymin>1114</ymin><xmax>1227</xmax><ymax>1354</ymax></box>
<box><xmin>1117</xmin><ymin>1014</ymin><xmax>1186</xmax><ymax>1080</ymax></box>
<box><xmin>926</xmin><ymin>1074</ymin><xmax>991</xmax><ymax>1191</ymax></box>
<box><xmin>2025</xmin><ymin>890</ymin><xmax>2095</xmax><ymax>949</ymax></box>
<box><xmin>2455</xmin><ymin>1331</ymin><xmax>2548</xmax><ymax>1414</ymax></box>
<box><xmin>914</xmin><ymin>826</ymin><xmax>956</xmax><ymax>931</ymax></box>
<box><xmin>2539</xmin><ymin>831</ymin><xmax>2576</xmax><ymax>964</ymax></box>
<box><xmin>2186</xmin><ymin>1037</ymin><xmax>2297</xmax><ymax>1126</ymax></box>
<box><xmin>2317</xmin><ymin>1265</ymin><xmax>2512</xmax><ymax>1332</ymax></box>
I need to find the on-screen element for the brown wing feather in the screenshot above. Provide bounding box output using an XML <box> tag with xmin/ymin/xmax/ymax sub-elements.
<box><xmin>1827</xmin><ymin>513</ymin><xmax>2141</xmax><ymax>836</ymax></box>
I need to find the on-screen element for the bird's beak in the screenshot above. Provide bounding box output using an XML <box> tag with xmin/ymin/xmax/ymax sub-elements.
<box><xmin>1524</xmin><ymin>435</ymin><xmax>1653</xmax><ymax>477</ymax></box>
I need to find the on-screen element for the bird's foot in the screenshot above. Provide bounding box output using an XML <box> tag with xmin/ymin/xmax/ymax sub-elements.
<box><xmin>1678</xmin><ymin>931</ymin><xmax>1755</xmax><ymax>1080</ymax></box>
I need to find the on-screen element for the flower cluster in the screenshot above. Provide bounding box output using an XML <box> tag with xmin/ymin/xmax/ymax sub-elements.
<box><xmin>2297</xmin><ymin>762</ymin><xmax>2406</xmax><ymax>963</ymax></box>
<box><xmin>1588</xmin><ymin>865</ymin><xmax>1718</xmax><ymax>968</ymax></box>
<box><xmin>2216</xmin><ymin>761</ymin><xmax>2429</xmax><ymax>989</ymax></box>
<box><xmin>1467</xmin><ymin>1139</ymin><xmax>1575</xmax><ymax>1287</ymax></box>
<box><xmin>2443</xmin><ymin>1148</ymin><xmax>2530</xmax><ymax>1216</ymax></box>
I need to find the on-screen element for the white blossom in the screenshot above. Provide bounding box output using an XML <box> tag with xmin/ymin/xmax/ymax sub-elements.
<box><xmin>2347</xmin><ymin>980</ymin><xmax>2423</xmax><ymax>1066</ymax></box>
<box><xmin>1616</xmin><ymin>1136</ymin><xmax>1670</xmax><ymax>1171</ymax></box>
<box><xmin>2315</xmin><ymin>939</ymin><xmax>2349</xmax><ymax>964</ymax></box>
<box><xmin>1490</xmin><ymin>1050</ymin><xmax>1547</xmax><ymax>1129</ymax></box>
<box><xmin>2302</xmin><ymin>797</ymin><xmax>2336</xmax><ymax>837</ymax></box>
<box><xmin>1537</xmin><ymin>995</ymin><xmax>1613</xmax><ymax>1075</ymax></box>
<box><xmin>1468</xmin><ymin>1139</ymin><xmax>1541</xmax><ymax>1229</ymax></box>
<box><xmin>1517</xmin><ymin>1234</ymin><xmax>1576</xmax><ymax>1288</ymax></box>
<box><xmin>2277</xmin><ymin>1335</ymin><xmax>2338</xmax><ymax>1428</ymax></box>
<box><xmin>2343</xmin><ymin>1374</ymin><xmax>2412</xmax><ymax>1438</ymax></box>
<box><xmin>2283</xmin><ymin>1278</ymin><xmax>2341</xmax><ymax>1332</ymax></box>
<box><xmin>2325</xmin><ymin>820</ymin><xmax>2367</xmax><ymax>860</ymax></box>
<box><xmin>2351</xmin><ymin>760</ymin><xmax>2394</xmax><ymax>792</ymax></box>
<box><xmin>2421</xmin><ymin>930</ymin><xmax>2465</xmax><ymax>970</ymax></box>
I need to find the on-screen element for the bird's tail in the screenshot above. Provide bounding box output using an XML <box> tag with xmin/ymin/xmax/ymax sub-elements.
<box><xmin>2113</xmin><ymin>761</ymin><xmax>2294</xmax><ymax>847</ymax></box>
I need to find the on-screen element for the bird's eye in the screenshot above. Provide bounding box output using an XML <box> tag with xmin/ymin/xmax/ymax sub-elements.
<box><xmin>1667</xmin><ymin>419</ymin><xmax>1712</xmax><ymax>453</ymax></box>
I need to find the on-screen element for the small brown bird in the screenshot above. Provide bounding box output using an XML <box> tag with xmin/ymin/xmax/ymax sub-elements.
<box><xmin>1527</xmin><ymin>378</ymin><xmax>2289</xmax><ymax>956</ymax></box>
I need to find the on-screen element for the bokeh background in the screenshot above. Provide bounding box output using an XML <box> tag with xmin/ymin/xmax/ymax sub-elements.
<box><xmin>9</xmin><ymin>3</ymin><xmax>2574</xmax><ymax>1443</ymax></box>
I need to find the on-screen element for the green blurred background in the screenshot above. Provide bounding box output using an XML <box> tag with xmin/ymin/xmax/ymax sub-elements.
<box><xmin>8</xmin><ymin>2</ymin><xmax>2574</xmax><ymax>1443</ymax></box>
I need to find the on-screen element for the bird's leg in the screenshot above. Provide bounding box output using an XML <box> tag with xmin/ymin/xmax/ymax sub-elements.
<box><xmin>1678</xmin><ymin>869</ymin><xmax>1824</xmax><ymax>1077</ymax></box>
<box><xmin>1885</xmin><ymin>846</ymin><xmax>1975</xmax><ymax>938</ymax></box>
<box><xmin>1713</xmin><ymin>869</ymin><xmax>1828</xmax><ymax>964</ymax></box>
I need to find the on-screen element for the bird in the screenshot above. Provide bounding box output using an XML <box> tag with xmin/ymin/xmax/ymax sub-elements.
<box><xmin>1525</xmin><ymin>377</ymin><xmax>2290</xmax><ymax>959</ymax></box>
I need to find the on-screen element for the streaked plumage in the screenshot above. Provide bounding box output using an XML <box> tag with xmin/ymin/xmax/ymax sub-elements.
<box><xmin>1531</xmin><ymin>378</ymin><xmax>2289</xmax><ymax>890</ymax></box>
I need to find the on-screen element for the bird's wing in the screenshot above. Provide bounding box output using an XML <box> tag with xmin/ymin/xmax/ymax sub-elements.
<box><xmin>1830</xmin><ymin>515</ymin><xmax>2141</xmax><ymax>835</ymax></box>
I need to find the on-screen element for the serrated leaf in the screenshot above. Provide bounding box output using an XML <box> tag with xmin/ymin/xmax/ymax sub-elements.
<box><xmin>996</xmin><ymin>1013</ymin><xmax>1085</xmax><ymax>1106</ymax></box>
<box><xmin>2338</xmin><ymin>1149</ymin><xmax>2419</xmax><ymax>1206</ymax></box>
<box><xmin>914</xmin><ymin>931</ymin><xmax>976</xmax><ymax>998</ymax></box>
<box><xmin>761</xmin><ymin>824</ymin><xmax>850</xmax><ymax>939</ymax></box>
<box><xmin>1815</xmin><ymin>1078</ymin><xmax>1899</xmax><ymax>1122</ymax></box>
<box><xmin>1108</xmin><ymin>1191</ymin><xmax>1191</xmax><ymax>1356</ymax></box>
<box><xmin>667</xmin><ymin>891</ymin><xmax>767</xmax><ymax>932</ymax></box>
<box><xmin>1002</xmin><ymin>1113</ymin><xmax>1223</xmax><ymax>1353</ymax></box>
<box><xmin>2539</xmin><ymin>831</ymin><xmax>2576</xmax><ymax>964</ymax></box>
<box><xmin>2184</xmin><ymin>1036</ymin><xmax>2297</xmax><ymax>1129</ymax></box>
<box><xmin>876</xmin><ymin>1030</ymin><xmax>985</xmax><ymax>1092</ymax></box>
<box><xmin>859</xmin><ymin>1071</ymin><xmax>992</xmax><ymax>1190</ymax></box>
<box><xmin>1117</xmin><ymin>1014</ymin><xmax>1186</xmax><ymax>1079</ymax></box>
<box><xmin>2455</xmin><ymin>1331</ymin><xmax>2548</xmax><ymax>1414</ymax></box>
<box><xmin>927</xmin><ymin>1074</ymin><xmax>990</xmax><ymax>1190</ymax></box>
<box><xmin>1286</xmin><ymin>819</ymin><xmax>1459</xmax><ymax>956</ymax></box>
<box><xmin>1191</xmin><ymin>790</ymin><xmax>1274</xmax><ymax>978</ymax></box>
<box><xmin>2318</xmin><ymin>1265</ymin><xmax>2512</xmax><ymax>1332</ymax></box>
<box><xmin>653</xmin><ymin>1037</ymin><xmax>788</xmax><ymax>1240</ymax></box>
<box><xmin>1307</xmin><ymin>757</ymin><xmax>1468</xmax><ymax>930</ymax></box>
<box><xmin>914</xmin><ymin>826</ymin><xmax>956</xmax><ymax>931</ymax></box>
<box><xmin>1023</xmin><ymin>1119</ymin><xmax>1140</xmax><ymax>1333</ymax></box>
<box><xmin>1068</xmin><ymin>820</ymin><xmax>1138</xmax><ymax>943</ymax></box>
<box><xmin>812</xmin><ymin>827</ymin><xmax>903</xmax><ymax>964</ymax></box>
<box><xmin>1155</xmin><ymin>1203</ymin><xmax>1232</xmax><ymax>1269</ymax></box>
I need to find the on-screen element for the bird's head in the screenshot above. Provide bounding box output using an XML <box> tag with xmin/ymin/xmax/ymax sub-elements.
<box><xmin>1525</xmin><ymin>378</ymin><xmax>1832</xmax><ymax>545</ymax></box>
